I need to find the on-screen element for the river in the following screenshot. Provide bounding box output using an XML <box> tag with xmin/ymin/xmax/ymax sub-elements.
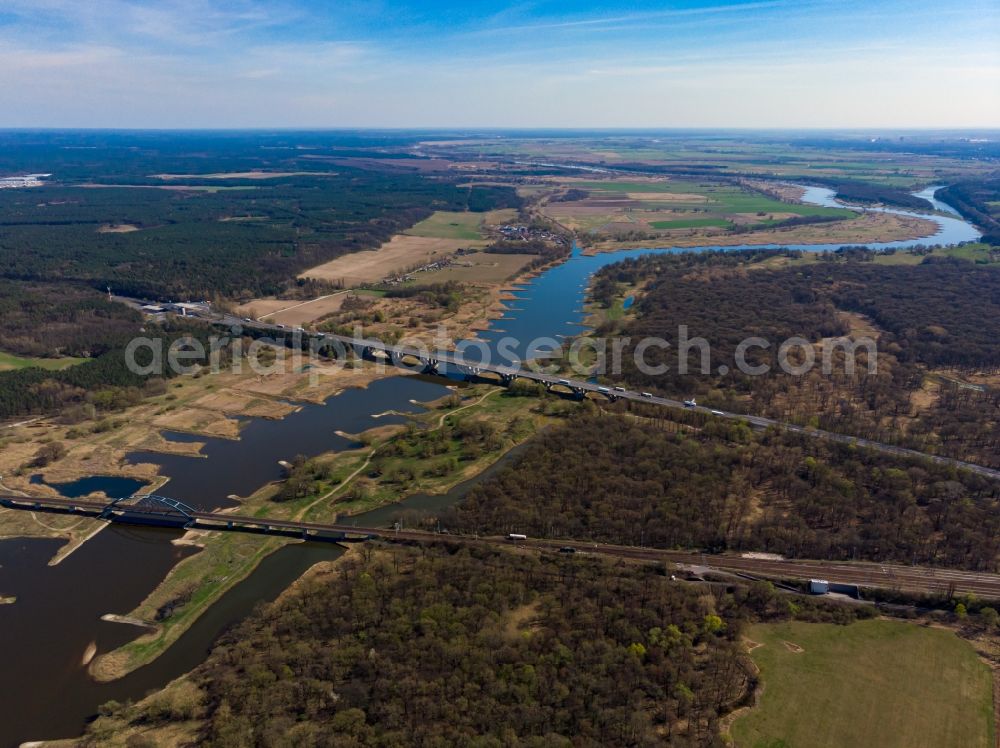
<box><xmin>0</xmin><ymin>184</ymin><xmax>979</xmax><ymax>746</ymax></box>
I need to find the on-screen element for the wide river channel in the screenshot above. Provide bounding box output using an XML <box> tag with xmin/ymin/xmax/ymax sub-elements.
<box><xmin>0</xmin><ymin>186</ymin><xmax>980</xmax><ymax>746</ymax></box>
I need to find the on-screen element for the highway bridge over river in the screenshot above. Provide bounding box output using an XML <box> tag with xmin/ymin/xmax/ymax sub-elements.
<box><xmin>4</xmin><ymin>493</ymin><xmax>1000</xmax><ymax>600</ymax></box>
<box><xmin>128</xmin><ymin>298</ymin><xmax>1000</xmax><ymax>482</ymax></box>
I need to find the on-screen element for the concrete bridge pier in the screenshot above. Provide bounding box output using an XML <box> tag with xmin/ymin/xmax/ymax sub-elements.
<box><xmin>544</xmin><ymin>382</ymin><xmax>586</xmax><ymax>400</ymax></box>
<box><xmin>351</xmin><ymin>343</ymin><xmax>378</xmax><ymax>362</ymax></box>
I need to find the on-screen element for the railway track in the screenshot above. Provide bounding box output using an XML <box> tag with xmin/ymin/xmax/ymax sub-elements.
<box><xmin>5</xmin><ymin>494</ymin><xmax>999</xmax><ymax>599</ymax></box>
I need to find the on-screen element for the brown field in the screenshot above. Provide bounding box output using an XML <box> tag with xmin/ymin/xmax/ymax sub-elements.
<box><xmin>97</xmin><ymin>223</ymin><xmax>140</xmax><ymax>233</ymax></box>
<box><xmin>300</xmin><ymin>235</ymin><xmax>480</xmax><ymax>286</ymax></box>
<box><xmin>410</xmin><ymin>252</ymin><xmax>536</xmax><ymax>284</ymax></box>
<box><xmin>151</xmin><ymin>408</ymin><xmax>243</xmax><ymax>439</ymax></box>
<box><xmin>585</xmin><ymin>211</ymin><xmax>938</xmax><ymax>253</ymax></box>
<box><xmin>233</xmin><ymin>298</ymin><xmax>293</xmax><ymax>318</ymax></box>
<box><xmin>227</xmin><ymin>360</ymin><xmax>392</xmax><ymax>403</ymax></box>
<box><xmin>190</xmin><ymin>390</ymin><xmax>298</xmax><ymax>419</ymax></box>
<box><xmin>543</xmin><ymin>203</ymin><xmax>624</xmax><ymax>232</ymax></box>
<box><xmin>236</xmin><ymin>292</ymin><xmax>349</xmax><ymax>326</ymax></box>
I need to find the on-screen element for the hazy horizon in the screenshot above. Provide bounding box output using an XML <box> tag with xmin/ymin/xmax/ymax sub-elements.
<box><xmin>1</xmin><ymin>0</ymin><xmax>998</xmax><ymax>129</ymax></box>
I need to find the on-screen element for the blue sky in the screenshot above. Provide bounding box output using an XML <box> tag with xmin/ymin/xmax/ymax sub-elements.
<box><xmin>0</xmin><ymin>0</ymin><xmax>997</xmax><ymax>127</ymax></box>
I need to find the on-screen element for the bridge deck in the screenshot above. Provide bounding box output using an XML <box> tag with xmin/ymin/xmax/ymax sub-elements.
<box><xmin>4</xmin><ymin>494</ymin><xmax>1000</xmax><ymax>599</ymax></box>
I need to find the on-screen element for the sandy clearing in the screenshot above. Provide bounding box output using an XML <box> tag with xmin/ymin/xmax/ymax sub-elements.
<box><xmin>300</xmin><ymin>235</ymin><xmax>481</xmax><ymax>286</ymax></box>
<box><xmin>230</xmin><ymin>360</ymin><xmax>396</xmax><ymax>403</ymax></box>
<box><xmin>236</xmin><ymin>292</ymin><xmax>349</xmax><ymax>326</ymax></box>
<box><xmin>151</xmin><ymin>408</ymin><xmax>243</xmax><ymax>439</ymax></box>
<box><xmin>191</xmin><ymin>389</ymin><xmax>298</xmax><ymax>419</ymax></box>
<box><xmin>97</xmin><ymin>223</ymin><xmax>140</xmax><ymax>233</ymax></box>
<box><xmin>233</xmin><ymin>298</ymin><xmax>293</xmax><ymax>318</ymax></box>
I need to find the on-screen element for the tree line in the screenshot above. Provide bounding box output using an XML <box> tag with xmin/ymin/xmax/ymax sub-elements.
<box><xmin>82</xmin><ymin>543</ymin><xmax>872</xmax><ymax>747</ymax></box>
<box><xmin>444</xmin><ymin>411</ymin><xmax>1000</xmax><ymax>571</ymax></box>
<box><xmin>0</xmin><ymin>280</ymin><xmax>141</xmax><ymax>358</ymax></box>
<box><xmin>590</xmin><ymin>249</ymin><xmax>1000</xmax><ymax>467</ymax></box>
<box><xmin>0</xmin><ymin>173</ymin><xmax>520</xmax><ymax>300</ymax></box>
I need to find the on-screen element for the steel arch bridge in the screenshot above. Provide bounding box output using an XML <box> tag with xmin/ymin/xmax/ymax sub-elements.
<box><xmin>99</xmin><ymin>493</ymin><xmax>199</xmax><ymax>524</ymax></box>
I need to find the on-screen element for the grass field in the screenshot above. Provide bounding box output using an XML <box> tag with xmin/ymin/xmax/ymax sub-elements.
<box><xmin>405</xmin><ymin>252</ymin><xmax>536</xmax><ymax>285</ymax></box>
<box><xmin>649</xmin><ymin>217</ymin><xmax>732</xmax><ymax>229</ymax></box>
<box><xmin>0</xmin><ymin>351</ymin><xmax>87</xmax><ymax>372</ymax></box>
<box><xmin>733</xmin><ymin>620</ymin><xmax>995</xmax><ymax>748</ymax></box>
<box><xmin>405</xmin><ymin>210</ymin><xmax>485</xmax><ymax>240</ymax></box>
<box><xmin>572</xmin><ymin>180</ymin><xmax>856</xmax><ymax>221</ymax></box>
<box><xmin>765</xmin><ymin>244</ymin><xmax>999</xmax><ymax>269</ymax></box>
<box><xmin>577</xmin><ymin>180</ymin><xmax>712</xmax><ymax>194</ymax></box>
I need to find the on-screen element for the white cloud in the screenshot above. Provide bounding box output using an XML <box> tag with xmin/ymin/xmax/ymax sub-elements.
<box><xmin>0</xmin><ymin>0</ymin><xmax>995</xmax><ymax>127</ymax></box>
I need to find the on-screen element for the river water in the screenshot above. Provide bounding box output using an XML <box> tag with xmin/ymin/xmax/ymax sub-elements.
<box><xmin>0</xmin><ymin>185</ymin><xmax>980</xmax><ymax>746</ymax></box>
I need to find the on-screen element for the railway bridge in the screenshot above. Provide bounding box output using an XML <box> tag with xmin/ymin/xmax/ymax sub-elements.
<box><xmin>5</xmin><ymin>493</ymin><xmax>1000</xmax><ymax>599</ymax></box>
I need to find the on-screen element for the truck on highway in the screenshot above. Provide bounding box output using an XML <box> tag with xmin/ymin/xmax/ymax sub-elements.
<box><xmin>508</xmin><ymin>533</ymin><xmax>527</xmax><ymax>542</ymax></box>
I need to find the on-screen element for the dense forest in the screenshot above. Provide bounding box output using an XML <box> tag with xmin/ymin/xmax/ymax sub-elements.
<box><xmin>0</xmin><ymin>280</ymin><xmax>141</xmax><ymax>358</ymax></box>
<box><xmin>0</xmin><ymin>131</ymin><xmax>522</xmax><ymax>299</ymax></box>
<box><xmin>445</xmin><ymin>412</ymin><xmax>1000</xmax><ymax>571</ymax></box>
<box><xmin>937</xmin><ymin>179</ymin><xmax>1000</xmax><ymax>245</ymax></box>
<box><xmin>0</xmin><ymin>130</ymin><xmax>448</xmax><ymax>181</ymax></box>
<box><xmin>0</xmin><ymin>175</ymin><xmax>519</xmax><ymax>299</ymax></box>
<box><xmin>82</xmin><ymin>544</ymin><xmax>870</xmax><ymax>747</ymax></box>
<box><xmin>590</xmin><ymin>250</ymin><xmax>1000</xmax><ymax>467</ymax></box>
<box><xmin>818</xmin><ymin>179</ymin><xmax>933</xmax><ymax>210</ymax></box>
<box><xmin>0</xmin><ymin>319</ymin><xmax>227</xmax><ymax>419</ymax></box>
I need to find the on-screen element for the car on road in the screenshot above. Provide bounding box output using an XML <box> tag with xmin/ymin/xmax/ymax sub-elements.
<box><xmin>710</xmin><ymin>409</ymin><xmax>725</xmax><ymax>416</ymax></box>
<box><xmin>613</xmin><ymin>386</ymin><xmax>626</xmax><ymax>392</ymax></box>
<box><xmin>683</xmin><ymin>398</ymin><xmax>697</xmax><ymax>407</ymax></box>
<box><xmin>558</xmin><ymin>546</ymin><xmax>577</xmax><ymax>554</ymax></box>
<box><xmin>641</xmin><ymin>392</ymin><xmax>652</xmax><ymax>398</ymax></box>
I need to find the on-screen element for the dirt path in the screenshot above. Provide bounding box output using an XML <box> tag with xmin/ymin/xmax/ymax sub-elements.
<box><xmin>256</xmin><ymin>291</ymin><xmax>348</xmax><ymax>320</ymax></box>
<box><xmin>294</xmin><ymin>388</ymin><xmax>500</xmax><ymax>521</ymax></box>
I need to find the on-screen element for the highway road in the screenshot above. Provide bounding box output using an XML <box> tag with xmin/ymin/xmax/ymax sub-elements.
<box><xmin>125</xmin><ymin>297</ymin><xmax>1000</xmax><ymax>482</ymax></box>
<box><xmin>5</xmin><ymin>494</ymin><xmax>1000</xmax><ymax>599</ymax></box>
